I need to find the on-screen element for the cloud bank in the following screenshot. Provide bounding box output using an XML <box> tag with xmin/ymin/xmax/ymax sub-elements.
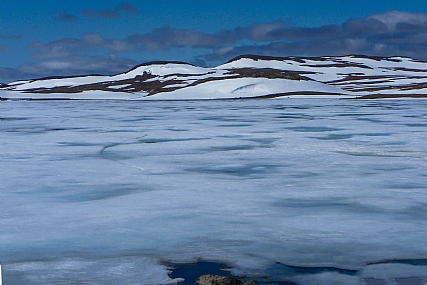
<box><xmin>0</xmin><ymin>55</ymin><xmax>137</xmax><ymax>81</ymax></box>
<box><xmin>127</xmin><ymin>26</ymin><xmax>237</xmax><ymax>50</ymax></box>
<box><xmin>30</xmin><ymin>33</ymin><xmax>136</xmax><ymax>58</ymax></box>
<box><xmin>81</xmin><ymin>3</ymin><xmax>139</xmax><ymax>19</ymax></box>
<box><xmin>53</xmin><ymin>11</ymin><xmax>78</xmax><ymax>22</ymax></box>
<box><xmin>209</xmin><ymin>10</ymin><xmax>427</xmax><ymax>60</ymax></box>
<box><xmin>134</xmin><ymin>10</ymin><xmax>427</xmax><ymax>61</ymax></box>
<box><xmin>2</xmin><ymin>10</ymin><xmax>427</xmax><ymax>82</ymax></box>
<box><xmin>52</xmin><ymin>3</ymin><xmax>139</xmax><ymax>22</ymax></box>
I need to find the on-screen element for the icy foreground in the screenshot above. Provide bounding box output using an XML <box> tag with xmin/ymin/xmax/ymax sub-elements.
<box><xmin>2</xmin><ymin>55</ymin><xmax>427</xmax><ymax>100</ymax></box>
<box><xmin>1</xmin><ymin>99</ymin><xmax>427</xmax><ymax>284</ymax></box>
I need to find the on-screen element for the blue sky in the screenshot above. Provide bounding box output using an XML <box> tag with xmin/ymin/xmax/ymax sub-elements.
<box><xmin>1</xmin><ymin>0</ymin><xmax>427</xmax><ymax>82</ymax></box>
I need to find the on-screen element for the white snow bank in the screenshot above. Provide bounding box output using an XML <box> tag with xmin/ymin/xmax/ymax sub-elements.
<box><xmin>115</xmin><ymin>63</ymin><xmax>213</xmax><ymax>79</ymax></box>
<box><xmin>143</xmin><ymin>78</ymin><xmax>348</xmax><ymax>100</ymax></box>
<box><xmin>360</xmin><ymin>263</ymin><xmax>427</xmax><ymax>282</ymax></box>
<box><xmin>7</xmin><ymin>257</ymin><xmax>183</xmax><ymax>285</ymax></box>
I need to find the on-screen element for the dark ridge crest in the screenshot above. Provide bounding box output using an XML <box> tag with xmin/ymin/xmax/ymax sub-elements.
<box><xmin>226</xmin><ymin>54</ymin><xmax>293</xmax><ymax>63</ymax></box>
<box><xmin>345</xmin><ymin>54</ymin><xmax>427</xmax><ymax>63</ymax></box>
<box><xmin>344</xmin><ymin>54</ymin><xmax>395</xmax><ymax>61</ymax></box>
<box><xmin>125</xmin><ymin>60</ymin><xmax>195</xmax><ymax>73</ymax></box>
<box><xmin>8</xmin><ymin>61</ymin><xmax>197</xmax><ymax>84</ymax></box>
<box><xmin>226</xmin><ymin>54</ymin><xmax>427</xmax><ymax>64</ymax></box>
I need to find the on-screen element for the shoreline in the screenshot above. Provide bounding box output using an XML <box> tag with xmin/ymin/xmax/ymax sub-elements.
<box><xmin>2</xmin><ymin>93</ymin><xmax>427</xmax><ymax>101</ymax></box>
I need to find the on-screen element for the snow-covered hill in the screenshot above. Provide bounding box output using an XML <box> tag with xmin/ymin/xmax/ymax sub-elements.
<box><xmin>2</xmin><ymin>55</ymin><xmax>427</xmax><ymax>100</ymax></box>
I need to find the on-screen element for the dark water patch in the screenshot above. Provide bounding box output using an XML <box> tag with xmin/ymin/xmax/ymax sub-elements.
<box><xmin>276</xmin><ymin>114</ymin><xmax>314</xmax><ymax>120</ymax></box>
<box><xmin>118</xmin><ymin>116</ymin><xmax>158</xmax><ymax>122</ymax></box>
<box><xmin>58</xmin><ymin>141</ymin><xmax>102</xmax><ymax>147</ymax></box>
<box><xmin>200</xmin><ymin>116</ymin><xmax>241</xmax><ymax>122</ymax></box>
<box><xmin>208</xmin><ymin>145</ymin><xmax>256</xmax><ymax>152</ymax></box>
<box><xmin>5</xmin><ymin>127</ymin><xmax>84</xmax><ymax>134</ymax></box>
<box><xmin>138</xmin><ymin>137</ymin><xmax>207</xmax><ymax>144</ymax></box>
<box><xmin>216</xmin><ymin>123</ymin><xmax>254</xmax><ymax>127</ymax></box>
<box><xmin>362</xmin><ymin>278</ymin><xmax>388</xmax><ymax>285</ymax></box>
<box><xmin>379</xmin><ymin>141</ymin><xmax>407</xmax><ymax>146</ymax></box>
<box><xmin>289</xmin><ymin>105</ymin><xmax>312</xmax><ymax>110</ymax></box>
<box><xmin>273</xmin><ymin>198</ymin><xmax>385</xmax><ymax>215</ymax></box>
<box><xmin>17</xmin><ymin>187</ymin><xmax>68</xmax><ymax>196</ymax></box>
<box><xmin>286</xmin><ymin>126</ymin><xmax>343</xmax><ymax>132</ymax></box>
<box><xmin>0</xmin><ymin>116</ymin><xmax>29</xmax><ymax>121</ymax></box>
<box><xmin>99</xmin><ymin>150</ymin><xmax>135</xmax><ymax>161</ymax></box>
<box><xmin>336</xmin><ymin>150</ymin><xmax>402</xmax><ymax>157</ymax></box>
<box><xmin>274</xmin><ymin>106</ymin><xmax>289</xmax><ymax>110</ymax></box>
<box><xmin>59</xmin><ymin>186</ymin><xmax>139</xmax><ymax>202</ymax></box>
<box><xmin>251</xmin><ymin>130</ymin><xmax>282</xmax><ymax>135</ymax></box>
<box><xmin>393</xmin><ymin>150</ymin><xmax>427</xmax><ymax>155</ymax></box>
<box><xmin>357</xmin><ymin>117</ymin><xmax>395</xmax><ymax>124</ymax></box>
<box><xmin>265</xmin><ymin>262</ymin><xmax>358</xmax><ymax>278</ymax></box>
<box><xmin>385</xmin><ymin>182</ymin><xmax>425</xmax><ymax>190</ymax></box>
<box><xmin>368</xmin><ymin>259</ymin><xmax>427</xmax><ymax>266</ymax></box>
<box><xmin>96</xmin><ymin>129</ymin><xmax>143</xmax><ymax>134</ymax></box>
<box><xmin>398</xmin><ymin>204</ymin><xmax>427</xmax><ymax>218</ymax></box>
<box><xmin>329</xmin><ymin>199</ymin><xmax>427</xmax><ymax>219</ymax></box>
<box><xmin>245</xmin><ymin>137</ymin><xmax>281</xmax><ymax>145</ymax></box>
<box><xmin>218</xmin><ymin>134</ymin><xmax>247</xmax><ymax>139</ymax></box>
<box><xmin>370</xmin><ymin>164</ymin><xmax>414</xmax><ymax>171</ymax></box>
<box><xmin>405</xmin><ymin>123</ymin><xmax>427</xmax><ymax>127</ymax></box>
<box><xmin>17</xmin><ymin>185</ymin><xmax>141</xmax><ymax>202</ymax></box>
<box><xmin>285</xmin><ymin>171</ymin><xmax>319</xmax><ymax>179</ymax></box>
<box><xmin>273</xmin><ymin>105</ymin><xmax>312</xmax><ymax>111</ymax></box>
<box><xmin>360</xmin><ymin>133</ymin><xmax>392</xmax><ymax>137</ymax></box>
<box><xmin>187</xmin><ymin>163</ymin><xmax>282</xmax><ymax>177</ymax></box>
<box><xmin>337</xmin><ymin>112</ymin><xmax>377</xmax><ymax>117</ymax></box>
<box><xmin>403</xmin><ymin>114</ymin><xmax>426</xmax><ymax>119</ymax></box>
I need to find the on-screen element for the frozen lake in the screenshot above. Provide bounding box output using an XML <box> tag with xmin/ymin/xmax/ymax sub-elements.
<box><xmin>1</xmin><ymin>98</ymin><xmax>427</xmax><ymax>285</ymax></box>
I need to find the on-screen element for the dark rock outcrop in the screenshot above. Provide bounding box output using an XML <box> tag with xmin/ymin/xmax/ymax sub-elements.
<box><xmin>196</xmin><ymin>274</ymin><xmax>259</xmax><ymax>285</ymax></box>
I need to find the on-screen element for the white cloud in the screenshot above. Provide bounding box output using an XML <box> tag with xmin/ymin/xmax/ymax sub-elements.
<box><xmin>368</xmin><ymin>10</ymin><xmax>427</xmax><ymax>30</ymax></box>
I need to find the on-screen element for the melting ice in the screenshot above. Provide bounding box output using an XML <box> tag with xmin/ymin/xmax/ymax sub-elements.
<box><xmin>1</xmin><ymin>98</ymin><xmax>427</xmax><ymax>284</ymax></box>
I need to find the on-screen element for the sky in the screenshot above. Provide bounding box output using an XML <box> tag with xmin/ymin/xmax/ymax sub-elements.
<box><xmin>1</xmin><ymin>0</ymin><xmax>427</xmax><ymax>82</ymax></box>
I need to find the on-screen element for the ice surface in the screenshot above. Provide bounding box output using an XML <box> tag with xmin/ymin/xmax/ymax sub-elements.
<box><xmin>1</xmin><ymin>98</ymin><xmax>427</xmax><ymax>284</ymax></box>
<box><xmin>6</xmin><ymin>257</ymin><xmax>182</xmax><ymax>285</ymax></box>
<box><xmin>360</xmin><ymin>263</ymin><xmax>427</xmax><ymax>281</ymax></box>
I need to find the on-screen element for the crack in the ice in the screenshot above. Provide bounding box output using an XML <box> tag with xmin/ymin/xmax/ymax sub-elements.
<box><xmin>100</xmin><ymin>134</ymin><xmax>147</xmax><ymax>171</ymax></box>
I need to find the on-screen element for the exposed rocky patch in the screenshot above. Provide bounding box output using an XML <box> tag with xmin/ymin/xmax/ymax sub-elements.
<box><xmin>196</xmin><ymin>274</ymin><xmax>259</xmax><ymax>285</ymax></box>
<box><xmin>226</xmin><ymin>68</ymin><xmax>310</xmax><ymax>80</ymax></box>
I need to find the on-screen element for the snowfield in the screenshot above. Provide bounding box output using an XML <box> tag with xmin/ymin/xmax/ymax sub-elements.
<box><xmin>1</xmin><ymin>54</ymin><xmax>427</xmax><ymax>100</ymax></box>
<box><xmin>142</xmin><ymin>78</ymin><xmax>349</xmax><ymax>100</ymax></box>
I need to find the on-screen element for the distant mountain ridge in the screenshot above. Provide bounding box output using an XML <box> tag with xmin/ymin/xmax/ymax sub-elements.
<box><xmin>2</xmin><ymin>54</ymin><xmax>427</xmax><ymax>100</ymax></box>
